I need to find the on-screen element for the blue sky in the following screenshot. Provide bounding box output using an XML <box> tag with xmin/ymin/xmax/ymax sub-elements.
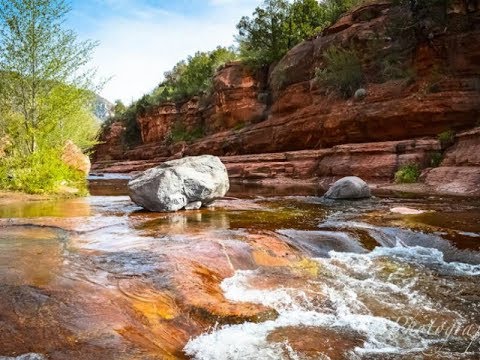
<box><xmin>68</xmin><ymin>0</ymin><xmax>261</xmax><ymax>103</ymax></box>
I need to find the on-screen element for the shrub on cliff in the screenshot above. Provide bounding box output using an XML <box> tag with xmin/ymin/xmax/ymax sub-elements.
<box><xmin>152</xmin><ymin>47</ymin><xmax>238</xmax><ymax>104</ymax></box>
<box><xmin>168</xmin><ymin>122</ymin><xmax>205</xmax><ymax>144</ymax></box>
<box><xmin>102</xmin><ymin>47</ymin><xmax>237</xmax><ymax>148</ymax></box>
<box><xmin>438</xmin><ymin>130</ymin><xmax>455</xmax><ymax>148</ymax></box>
<box><xmin>395</xmin><ymin>164</ymin><xmax>421</xmax><ymax>183</ymax></box>
<box><xmin>316</xmin><ymin>47</ymin><xmax>364</xmax><ymax>98</ymax></box>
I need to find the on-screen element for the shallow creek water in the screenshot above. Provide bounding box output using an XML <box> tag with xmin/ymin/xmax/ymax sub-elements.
<box><xmin>0</xmin><ymin>177</ymin><xmax>479</xmax><ymax>359</ymax></box>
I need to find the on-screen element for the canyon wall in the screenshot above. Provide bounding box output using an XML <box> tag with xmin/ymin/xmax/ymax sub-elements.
<box><xmin>93</xmin><ymin>1</ymin><xmax>480</xmax><ymax>195</ymax></box>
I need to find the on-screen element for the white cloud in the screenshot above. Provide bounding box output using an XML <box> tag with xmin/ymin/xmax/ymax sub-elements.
<box><xmin>79</xmin><ymin>1</ymin><xmax>261</xmax><ymax>103</ymax></box>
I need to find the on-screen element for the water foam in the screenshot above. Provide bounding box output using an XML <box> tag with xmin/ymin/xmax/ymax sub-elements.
<box><xmin>185</xmin><ymin>242</ymin><xmax>479</xmax><ymax>359</ymax></box>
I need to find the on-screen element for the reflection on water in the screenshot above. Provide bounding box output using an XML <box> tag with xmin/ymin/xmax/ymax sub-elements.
<box><xmin>0</xmin><ymin>176</ymin><xmax>479</xmax><ymax>359</ymax></box>
<box><xmin>0</xmin><ymin>197</ymin><xmax>92</xmax><ymax>218</ymax></box>
<box><xmin>0</xmin><ymin>227</ymin><xmax>65</xmax><ymax>287</ymax></box>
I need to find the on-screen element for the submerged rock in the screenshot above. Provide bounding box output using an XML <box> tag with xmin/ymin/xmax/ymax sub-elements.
<box><xmin>128</xmin><ymin>155</ymin><xmax>229</xmax><ymax>212</ymax></box>
<box><xmin>390</xmin><ymin>207</ymin><xmax>426</xmax><ymax>215</ymax></box>
<box><xmin>324</xmin><ymin>176</ymin><xmax>371</xmax><ymax>200</ymax></box>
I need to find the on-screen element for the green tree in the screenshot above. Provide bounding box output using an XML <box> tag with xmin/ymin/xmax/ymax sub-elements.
<box><xmin>289</xmin><ymin>0</ymin><xmax>328</xmax><ymax>44</ymax></box>
<box><xmin>316</xmin><ymin>46</ymin><xmax>364</xmax><ymax>98</ymax></box>
<box><xmin>236</xmin><ymin>0</ymin><xmax>291</xmax><ymax>66</ymax></box>
<box><xmin>236</xmin><ymin>0</ymin><xmax>363</xmax><ymax>66</ymax></box>
<box><xmin>0</xmin><ymin>0</ymin><xmax>100</xmax><ymax>195</ymax></box>
<box><xmin>0</xmin><ymin>0</ymin><xmax>99</xmax><ymax>154</ymax></box>
<box><xmin>150</xmin><ymin>46</ymin><xmax>237</xmax><ymax>104</ymax></box>
<box><xmin>113</xmin><ymin>99</ymin><xmax>126</xmax><ymax>116</ymax></box>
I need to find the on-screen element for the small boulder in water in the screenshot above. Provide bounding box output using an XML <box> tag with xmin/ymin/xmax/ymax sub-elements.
<box><xmin>324</xmin><ymin>176</ymin><xmax>371</xmax><ymax>200</ymax></box>
<box><xmin>128</xmin><ymin>155</ymin><xmax>229</xmax><ymax>212</ymax></box>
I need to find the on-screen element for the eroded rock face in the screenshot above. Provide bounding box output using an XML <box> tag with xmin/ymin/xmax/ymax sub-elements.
<box><xmin>92</xmin><ymin>2</ymin><xmax>480</xmax><ymax>196</ymax></box>
<box><xmin>128</xmin><ymin>155</ymin><xmax>229</xmax><ymax>212</ymax></box>
<box><xmin>61</xmin><ymin>140</ymin><xmax>90</xmax><ymax>175</ymax></box>
<box><xmin>203</xmin><ymin>61</ymin><xmax>267</xmax><ymax>134</ymax></box>
<box><xmin>324</xmin><ymin>176</ymin><xmax>371</xmax><ymax>199</ymax></box>
<box><xmin>92</xmin><ymin>138</ymin><xmax>442</xmax><ymax>186</ymax></box>
<box><xmin>92</xmin><ymin>122</ymin><xmax>125</xmax><ymax>162</ymax></box>
<box><xmin>137</xmin><ymin>103</ymin><xmax>179</xmax><ymax>144</ymax></box>
<box><xmin>134</xmin><ymin>62</ymin><xmax>267</xmax><ymax>148</ymax></box>
<box><xmin>424</xmin><ymin>127</ymin><xmax>480</xmax><ymax>195</ymax></box>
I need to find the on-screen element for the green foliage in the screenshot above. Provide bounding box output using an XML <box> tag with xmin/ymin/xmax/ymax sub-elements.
<box><xmin>113</xmin><ymin>100</ymin><xmax>127</xmax><ymax>116</ymax></box>
<box><xmin>316</xmin><ymin>46</ymin><xmax>363</xmax><ymax>98</ymax></box>
<box><xmin>0</xmin><ymin>0</ymin><xmax>100</xmax><ymax>195</ymax></box>
<box><xmin>0</xmin><ymin>148</ymin><xmax>87</xmax><ymax>195</ymax></box>
<box><xmin>233</xmin><ymin>122</ymin><xmax>247</xmax><ymax>131</ymax></box>
<box><xmin>151</xmin><ymin>47</ymin><xmax>238</xmax><ymax>105</ymax></box>
<box><xmin>322</xmin><ymin>0</ymin><xmax>364</xmax><ymax>23</ymax></box>
<box><xmin>237</xmin><ymin>0</ymin><xmax>362</xmax><ymax>66</ymax></box>
<box><xmin>236</xmin><ymin>0</ymin><xmax>291</xmax><ymax>66</ymax></box>
<box><xmin>168</xmin><ymin>122</ymin><xmax>205</xmax><ymax>144</ymax></box>
<box><xmin>0</xmin><ymin>0</ymin><xmax>99</xmax><ymax>154</ymax></box>
<box><xmin>430</xmin><ymin>152</ymin><xmax>443</xmax><ymax>167</ymax></box>
<box><xmin>119</xmin><ymin>47</ymin><xmax>237</xmax><ymax>114</ymax></box>
<box><xmin>395</xmin><ymin>164</ymin><xmax>421</xmax><ymax>183</ymax></box>
<box><xmin>438</xmin><ymin>130</ymin><xmax>455</xmax><ymax>146</ymax></box>
<box><xmin>380</xmin><ymin>55</ymin><xmax>416</xmax><ymax>83</ymax></box>
<box><xmin>121</xmin><ymin>105</ymin><xmax>142</xmax><ymax>147</ymax></box>
<box><xmin>102</xmin><ymin>101</ymin><xmax>141</xmax><ymax>148</ymax></box>
<box><xmin>389</xmin><ymin>0</ymin><xmax>452</xmax><ymax>51</ymax></box>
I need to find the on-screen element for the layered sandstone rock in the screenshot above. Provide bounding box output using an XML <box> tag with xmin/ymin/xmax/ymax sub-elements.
<box><xmin>93</xmin><ymin>2</ymin><xmax>480</xmax><ymax>195</ymax></box>
<box><xmin>93</xmin><ymin>122</ymin><xmax>125</xmax><ymax>162</ymax></box>
<box><xmin>135</xmin><ymin>62</ymin><xmax>267</xmax><ymax>147</ymax></box>
<box><xmin>94</xmin><ymin>138</ymin><xmax>442</xmax><ymax>188</ymax></box>
<box><xmin>137</xmin><ymin>102</ymin><xmax>179</xmax><ymax>144</ymax></box>
<box><xmin>203</xmin><ymin>61</ymin><xmax>268</xmax><ymax>134</ymax></box>
<box><xmin>424</xmin><ymin>128</ymin><xmax>480</xmax><ymax>195</ymax></box>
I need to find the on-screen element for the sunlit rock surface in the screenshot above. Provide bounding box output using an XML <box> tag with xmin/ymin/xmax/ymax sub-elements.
<box><xmin>61</xmin><ymin>140</ymin><xmax>91</xmax><ymax>175</ymax></box>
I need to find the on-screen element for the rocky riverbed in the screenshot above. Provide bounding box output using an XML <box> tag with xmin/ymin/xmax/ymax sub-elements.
<box><xmin>0</xmin><ymin>177</ymin><xmax>479</xmax><ymax>359</ymax></box>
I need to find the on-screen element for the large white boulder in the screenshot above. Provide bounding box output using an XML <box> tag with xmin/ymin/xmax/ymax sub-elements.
<box><xmin>324</xmin><ymin>176</ymin><xmax>371</xmax><ymax>200</ymax></box>
<box><xmin>128</xmin><ymin>155</ymin><xmax>230</xmax><ymax>212</ymax></box>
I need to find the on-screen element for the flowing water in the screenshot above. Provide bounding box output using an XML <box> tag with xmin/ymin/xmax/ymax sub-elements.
<box><xmin>0</xmin><ymin>176</ymin><xmax>479</xmax><ymax>359</ymax></box>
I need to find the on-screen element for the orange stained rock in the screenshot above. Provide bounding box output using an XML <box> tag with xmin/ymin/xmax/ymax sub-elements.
<box><xmin>267</xmin><ymin>326</ymin><xmax>367</xmax><ymax>359</ymax></box>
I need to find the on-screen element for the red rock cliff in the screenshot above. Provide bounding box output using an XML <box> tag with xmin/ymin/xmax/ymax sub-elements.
<box><xmin>93</xmin><ymin>1</ymin><xmax>480</xmax><ymax>195</ymax></box>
